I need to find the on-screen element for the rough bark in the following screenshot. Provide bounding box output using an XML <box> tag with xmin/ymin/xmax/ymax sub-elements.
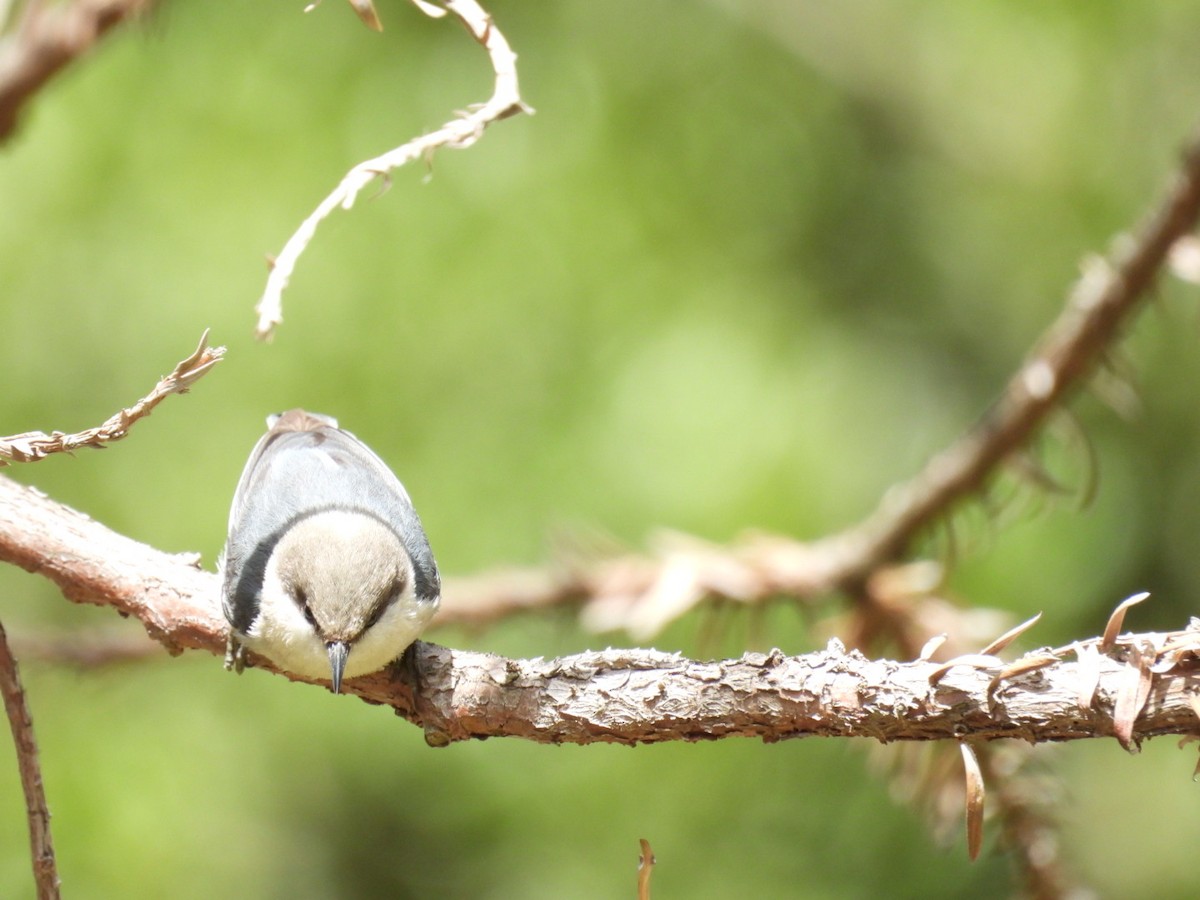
<box><xmin>3</xmin><ymin>474</ymin><xmax>1198</xmax><ymax>749</ymax></box>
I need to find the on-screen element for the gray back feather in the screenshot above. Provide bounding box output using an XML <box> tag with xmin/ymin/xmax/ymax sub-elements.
<box><xmin>222</xmin><ymin>410</ymin><xmax>440</xmax><ymax>631</ymax></box>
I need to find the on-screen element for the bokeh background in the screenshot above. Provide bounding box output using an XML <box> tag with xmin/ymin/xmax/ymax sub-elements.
<box><xmin>3</xmin><ymin>0</ymin><xmax>1200</xmax><ymax>895</ymax></box>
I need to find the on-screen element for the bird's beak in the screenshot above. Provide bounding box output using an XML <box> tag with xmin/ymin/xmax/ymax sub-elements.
<box><xmin>327</xmin><ymin>641</ymin><xmax>350</xmax><ymax>693</ymax></box>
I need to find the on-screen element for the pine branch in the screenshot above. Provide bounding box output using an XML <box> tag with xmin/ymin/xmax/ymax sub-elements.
<box><xmin>2</xmin><ymin>473</ymin><xmax>1198</xmax><ymax>752</ymax></box>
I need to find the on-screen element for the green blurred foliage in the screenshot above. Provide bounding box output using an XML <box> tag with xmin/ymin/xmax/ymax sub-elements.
<box><xmin>3</xmin><ymin>0</ymin><xmax>1200</xmax><ymax>895</ymax></box>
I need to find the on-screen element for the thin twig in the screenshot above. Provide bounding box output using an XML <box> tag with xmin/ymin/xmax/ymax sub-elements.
<box><xmin>0</xmin><ymin>618</ymin><xmax>60</xmax><ymax>899</ymax></box>
<box><xmin>254</xmin><ymin>0</ymin><xmax>531</xmax><ymax>339</ymax></box>
<box><xmin>0</xmin><ymin>329</ymin><xmax>225</xmax><ymax>465</ymax></box>
<box><xmin>637</xmin><ymin>838</ymin><xmax>655</xmax><ymax>900</ymax></box>
<box><xmin>0</xmin><ymin>0</ymin><xmax>152</xmax><ymax>142</ymax></box>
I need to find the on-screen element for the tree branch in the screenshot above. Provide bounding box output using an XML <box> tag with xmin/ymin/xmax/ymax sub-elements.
<box><xmin>0</xmin><ymin>475</ymin><xmax>221</xmax><ymax>654</ymax></box>
<box><xmin>0</xmin><ymin>0</ymin><xmax>152</xmax><ymax>143</ymax></box>
<box><xmin>0</xmin><ymin>618</ymin><xmax>60</xmax><ymax>899</ymax></box>
<box><xmin>254</xmin><ymin>0</ymin><xmax>531</xmax><ymax>339</ymax></box>
<box><xmin>2</xmin><ymin>473</ymin><xmax>1199</xmax><ymax>751</ymax></box>
<box><xmin>0</xmin><ymin>329</ymin><xmax>225</xmax><ymax>465</ymax></box>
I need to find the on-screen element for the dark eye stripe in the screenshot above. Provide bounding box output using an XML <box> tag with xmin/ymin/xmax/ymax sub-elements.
<box><xmin>294</xmin><ymin>588</ymin><xmax>318</xmax><ymax>628</ymax></box>
<box><xmin>363</xmin><ymin>577</ymin><xmax>405</xmax><ymax>631</ymax></box>
<box><xmin>363</xmin><ymin>603</ymin><xmax>387</xmax><ymax>631</ymax></box>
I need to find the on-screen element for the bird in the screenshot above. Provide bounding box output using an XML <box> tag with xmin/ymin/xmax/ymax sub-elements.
<box><xmin>220</xmin><ymin>409</ymin><xmax>439</xmax><ymax>692</ymax></box>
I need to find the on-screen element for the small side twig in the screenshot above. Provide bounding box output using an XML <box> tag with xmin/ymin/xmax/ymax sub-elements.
<box><xmin>0</xmin><ymin>329</ymin><xmax>224</xmax><ymax>465</ymax></box>
<box><xmin>637</xmin><ymin>838</ymin><xmax>655</xmax><ymax>900</ymax></box>
<box><xmin>254</xmin><ymin>0</ymin><xmax>531</xmax><ymax>339</ymax></box>
<box><xmin>0</xmin><ymin>618</ymin><xmax>60</xmax><ymax>900</ymax></box>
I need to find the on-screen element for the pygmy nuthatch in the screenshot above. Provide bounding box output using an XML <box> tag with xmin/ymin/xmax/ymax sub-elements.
<box><xmin>220</xmin><ymin>409</ymin><xmax>440</xmax><ymax>692</ymax></box>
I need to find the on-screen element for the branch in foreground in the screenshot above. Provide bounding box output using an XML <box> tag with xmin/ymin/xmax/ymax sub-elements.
<box><xmin>254</xmin><ymin>0</ymin><xmax>531</xmax><ymax>339</ymax></box>
<box><xmin>3</xmin><ymin>475</ymin><xmax>1200</xmax><ymax>752</ymax></box>
<box><xmin>0</xmin><ymin>619</ymin><xmax>60</xmax><ymax>899</ymax></box>
<box><xmin>0</xmin><ymin>476</ymin><xmax>220</xmax><ymax>654</ymax></box>
<box><xmin>375</xmin><ymin>626</ymin><xmax>1200</xmax><ymax>749</ymax></box>
<box><xmin>0</xmin><ymin>0</ymin><xmax>152</xmax><ymax>143</ymax></box>
<box><xmin>0</xmin><ymin>329</ymin><xmax>224</xmax><ymax>465</ymax></box>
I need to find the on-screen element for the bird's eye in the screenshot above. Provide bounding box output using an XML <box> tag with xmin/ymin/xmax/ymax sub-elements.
<box><xmin>364</xmin><ymin>577</ymin><xmax>405</xmax><ymax>631</ymax></box>
<box><xmin>363</xmin><ymin>602</ymin><xmax>387</xmax><ymax>631</ymax></box>
<box><xmin>294</xmin><ymin>589</ymin><xmax>318</xmax><ymax>628</ymax></box>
